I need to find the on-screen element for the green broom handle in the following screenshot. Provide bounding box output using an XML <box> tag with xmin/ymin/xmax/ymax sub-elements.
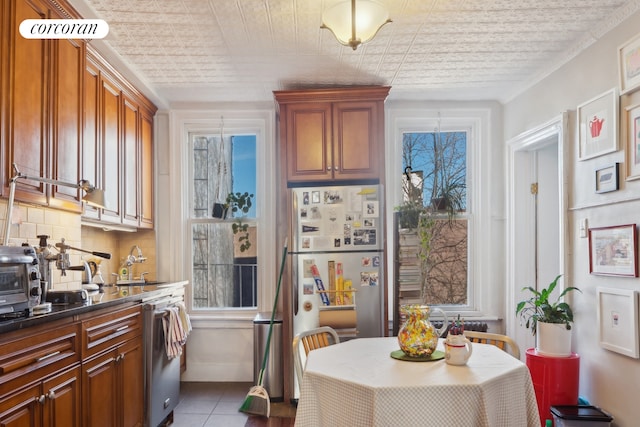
<box><xmin>258</xmin><ymin>239</ymin><xmax>288</xmax><ymax>383</ymax></box>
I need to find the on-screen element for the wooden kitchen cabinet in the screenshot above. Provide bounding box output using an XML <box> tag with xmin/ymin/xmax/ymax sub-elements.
<box><xmin>1</xmin><ymin>0</ymin><xmax>50</xmax><ymax>207</ymax></box>
<box><xmin>139</xmin><ymin>109</ymin><xmax>154</xmax><ymax>229</ymax></box>
<box><xmin>122</xmin><ymin>96</ymin><xmax>140</xmax><ymax>227</ymax></box>
<box><xmin>0</xmin><ymin>320</ymin><xmax>81</xmax><ymax>427</ymax></box>
<box><xmin>0</xmin><ymin>0</ymin><xmax>155</xmax><ymax>225</ymax></box>
<box><xmin>275</xmin><ymin>87</ymin><xmax>390</xmax><ymax>183</ymax></box>
<box><xmin>81</xmin><ymin>46</ymin><xmax>157</xmax><ymax>228</ymax></box>
<box><xmin>81</xmin><ymin>305</ymin><xmax>144</xmax><ymax>427</ymax></box>
<box><xmin>1</xmin><ymin>0</ymin><xmax>86</xmax><ymax>212</ymax></box>
<box><xmin>82</xmin><ymin>337</ymin><xmax>143</xmax><ymax>427</ymax></box>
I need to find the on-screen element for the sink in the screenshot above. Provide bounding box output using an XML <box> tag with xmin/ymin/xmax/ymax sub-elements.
<box><xmin>114</xmin><ymin>280</ymin><xmax>168</xmax><ymax>286</ymax></box>
<box><xmin>115</xmin><ymin>279</ymin><xmax>146</xmax><ymax>286</ymax></box>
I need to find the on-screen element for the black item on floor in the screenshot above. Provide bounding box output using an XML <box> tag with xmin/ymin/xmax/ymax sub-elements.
<box><xmin>550</xmin><ymin>405</ymin><xmax>613</xmax><ymax>426</ymax></box>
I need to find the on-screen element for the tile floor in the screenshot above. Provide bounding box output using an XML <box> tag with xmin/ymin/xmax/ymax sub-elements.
<box><xmin>172</xmin><ymin>382</ymin><xmax>296</xmax><ymax>427</ymax></box>
<box><xmin>172</xmin><ymin>382</ymin><xmax>256</xmax><ymax>427</ymax></box>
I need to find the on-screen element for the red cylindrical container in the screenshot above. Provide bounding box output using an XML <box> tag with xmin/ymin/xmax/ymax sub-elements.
<box><xmin>526</xmin><ymin>348</ymin><xmax>580</xmax><ymax>426</ymax></box>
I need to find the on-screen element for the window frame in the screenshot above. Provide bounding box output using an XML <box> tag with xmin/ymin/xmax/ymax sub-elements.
<box><xmin>170</xmin><ymin>110</ymin><xmax>276</xmax><ymax>320</ymax></box>
<box><xmin>386</xmin><ymin>105</ymin><xmax>501</xmax><ymax>320</ymax></box>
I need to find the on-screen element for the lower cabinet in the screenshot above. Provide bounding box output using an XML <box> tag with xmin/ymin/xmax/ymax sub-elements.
<box><xmin>82</xmin><ymin>337</ymin><xmax>143</xmax><ymax>427</ymax></box>
<box><xmin>0</xmin><ymin>304</ymin><xmax>144</xmax><ymax>427</ymax></box>
<box><xmin>0</xmin><ymin>364</ymin><xmax>81</xmax><ymax>427</ymax></box>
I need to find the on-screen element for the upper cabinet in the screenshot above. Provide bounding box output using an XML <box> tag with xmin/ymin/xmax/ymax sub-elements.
<box><xmin>82</xmin><ymin>47</ymin><xmax>157</xmax><ymax>229</ymax></box>
<box><xmin>0</xmin><ymin>0</ymin><xmax>156</xmax><ymax>229</ymax></box>
<box><xmin>274</xmin><ymin>87</ymin><xmax>390</xmax><ymax>183</ymax></box>
<box><xmin>2</xmin><ymin>0</ymin><xmax>59</xmax><ymax>207</ymax></box>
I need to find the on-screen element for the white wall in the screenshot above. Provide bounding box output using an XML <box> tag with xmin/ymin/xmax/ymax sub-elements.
<box><xmin>155</xmin><ymin>105</ymin><xmax>276</xmax><ymax>382</ymax></box>
<box><xmin>504</xmin><ymin>11</ymin><xmax>640</xmax><ymax>426</ymax></box>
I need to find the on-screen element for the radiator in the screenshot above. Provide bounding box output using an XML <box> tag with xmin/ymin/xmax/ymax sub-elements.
<box><xmin>431</xmin><ymin>320</ymin><xmax>488</xmax><ymax>337</ymax></box>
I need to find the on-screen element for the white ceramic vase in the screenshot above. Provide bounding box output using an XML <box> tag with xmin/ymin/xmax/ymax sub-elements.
<box><xmin>536</xmin><ymin>321</ymin><xmax>572</xmax><ymax>357</ymax></box>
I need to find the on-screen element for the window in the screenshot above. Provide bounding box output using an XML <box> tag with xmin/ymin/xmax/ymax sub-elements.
<box><xmin>189</xmin><ymin>133</ymin><xmax>258</xmax><ymax>309</ymax></box>
<box><xmin>390</xmin><ymin>106</ymin><xmax>501</xmax><ymax>319</ymax></box>
<box><xmin>402</xmin><ymin>130</ymin><xmax>468</xmax><ymax>306</ymax></box>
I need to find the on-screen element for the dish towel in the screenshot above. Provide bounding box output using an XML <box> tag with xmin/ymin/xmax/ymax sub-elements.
<box><xmin>162</xmin><ymin>303</ymin><xmax>192</xmax><ymax>359</ymax></box>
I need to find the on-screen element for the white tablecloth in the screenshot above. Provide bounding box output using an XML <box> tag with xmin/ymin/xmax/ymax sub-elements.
<box><xmin>295</xmin><ymin>337</ymin><xmax>541</xmax><ymax>427</ymax></box>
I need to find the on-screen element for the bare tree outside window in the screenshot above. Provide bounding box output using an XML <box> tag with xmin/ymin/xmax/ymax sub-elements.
<box><xmin>400</xmin><ymin>131</ymin><xmax>468</xmax><ymax>306</ymax></box>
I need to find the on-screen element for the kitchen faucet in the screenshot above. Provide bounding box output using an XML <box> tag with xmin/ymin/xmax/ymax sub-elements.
<box><xmin>119</xmin><ymin>245</ymin><xmax>147</xmax><ymax>280</ymax></box>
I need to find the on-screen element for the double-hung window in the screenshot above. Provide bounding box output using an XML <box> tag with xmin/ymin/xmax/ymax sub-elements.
<box><xmin>189</xmin><ymin>132</ymin><xmax>258</xmax><ymax>309</ymax></box>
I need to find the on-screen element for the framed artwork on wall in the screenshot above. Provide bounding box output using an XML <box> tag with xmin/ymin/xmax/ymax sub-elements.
<box><xmin>619</xmin><ymin>32</ymin><xmax>640</xmax><ymax>94</ymax></box>
<box><xmin>595</xmin><ymin>163</ymin><xmax>619</xmax><ymax>193</ymax></box>
<box><xmin>577</xmin><ymin>88</ymin><xmax>618</xmax><ymax>161</ymax></box>
<box><xmin>625</xmin><ymin>102</ymin><xmax>640</xmax><ymax>180</ymax></box>
<box><xmin>588</xmin><ymin>224</ymin><xmax>637</xmax><ymax>277</ymax></box>
<box><xmin>597</xmin><ymin>287</ymin><xmax>639</xmax><ymax>358</ymax></box>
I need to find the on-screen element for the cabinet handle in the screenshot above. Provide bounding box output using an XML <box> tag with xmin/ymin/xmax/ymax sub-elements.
<box><xmin>334</xmin><ymin>166</ymin><xmax>338</xmax><ymax>171</ymax></box>
<box><xmin>48</xmin><ymin>390</ymin><xmax>55</xmax><ymax>400</ymax></box>
<box><xmin>38</xmin><ymin>395</ymin><xmax>46</xmax><ymax>404</ymax></box>
<box><xmin>36</xmin><ymin>351</ymin><xmax>60</xmax><ymax>362</ymax></box>
<box><xmin>115</xmin><ymin>354</ymin><xmax>122</xmax><ymax>363</ymax></box>
<box><xmin>115</xmin><ymin>325</ymin><xmax>129</xmax><ymax>332</ymax></box>
<box><xmin>326</xmin><ymin>165</ymin><xmax>331</xmax><ymax>171</ymax></box>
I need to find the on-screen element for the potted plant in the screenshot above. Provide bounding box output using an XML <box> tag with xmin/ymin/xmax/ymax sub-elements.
<box><xmin>515</xmin><ymin>274</ymin><xmax>581</xmax><ymax>356</ymax></box>
<box><xmin>225</xmin><ymin>191</ymin><xmax>254</xmax><ymax>252</ymax></box>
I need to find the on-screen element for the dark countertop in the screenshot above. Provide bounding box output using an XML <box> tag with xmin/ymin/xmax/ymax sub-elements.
<box><xmin>0</xmin><ymin>281</ymin><xmax>188</xmax><ymax>334</ymax></box>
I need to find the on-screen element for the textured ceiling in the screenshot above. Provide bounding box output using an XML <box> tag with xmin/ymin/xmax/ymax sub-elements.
<box><xmin>68</xmin><ymin>0</ymin><xmax>640</xmax><ymax>107</ymax></box>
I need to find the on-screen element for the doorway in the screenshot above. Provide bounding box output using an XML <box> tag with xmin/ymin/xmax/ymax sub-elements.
<box><xmin>506</xmin><ymin>113</ymin><xmax>568</xmax><ymax>356</ymax></box>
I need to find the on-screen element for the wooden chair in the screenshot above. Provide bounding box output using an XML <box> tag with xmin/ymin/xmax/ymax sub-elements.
<box><xmin>292</xmin><ymin>326</ymin><xmax>340</xmax><ymax>386</ymax></box>
<box><xmin>463</xmin><ymin>330</ymin><xmax>521</xmax><ymax>360</ymax></box>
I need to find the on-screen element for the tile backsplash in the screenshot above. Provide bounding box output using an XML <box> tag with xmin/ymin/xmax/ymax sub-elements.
<box><xmin>0</xmin><ymin>199</ymin><xmax>157</xmax><ymax>290</ymax></box>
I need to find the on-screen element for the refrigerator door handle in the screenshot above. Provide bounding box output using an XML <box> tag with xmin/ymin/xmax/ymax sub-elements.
<box><xmin>292</xmin><ymin>254</ymin><xmax>298</xmax><ymax>316</ymax></box>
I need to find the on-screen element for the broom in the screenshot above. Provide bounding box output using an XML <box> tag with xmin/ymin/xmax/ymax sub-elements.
<box><xmin>239</xmin><ymin>239</ymin><xmax>288</xmax><ymax>417</ymax></box>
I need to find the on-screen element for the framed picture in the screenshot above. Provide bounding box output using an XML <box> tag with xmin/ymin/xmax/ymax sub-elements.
<box><xmin>588</xmin><ymin>224</ymin><xmax>637</xmax><ymax>277</ymax></box>
<box><xmin>597</xmin><ymin>287</ymin><xmax>639</xmax><ymax>358</ymax></box>
<box><xmin>619</xmin><ymin>32</ymin><xmax>640</xmax><ymax>94</ymax></box>
<box><xmin>577</xmin><ymin>88</ymin><xmax>618</xmax><ymax>161</ymax></box>
<box><xmin>625</xmin><ymin>102</ymin><xmax>640</xmax><ymax>180</ymax></box>
<box><xmin>595</xmin><ymin>163</ymin><xmax>619</xmax><ymax>193</ymax></box>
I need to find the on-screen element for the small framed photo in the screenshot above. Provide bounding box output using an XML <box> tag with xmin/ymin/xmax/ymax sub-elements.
<box><xmin>618</xmin><ymin>32</ymin><xmax>640</xmax><ymax>94</ymax></box>
<box><xmin>625</xmin><ymin>102</ymin><xmax>640</xmax><ymax>181</ymax></box>
<box><xmin>595</xmin><ymin>163</ymin><xmax>619</xmax><ymax>193</ymax></box>
<box><xmin>577</xmin><ymin>88</ymin><xmax>618</xmax><ymax>161</ymax></box>
<box><xmin>589</xmin><ymin>224</ymin><xmax>638</xmax><ymax>277</ymax></box>
<box><xmin>597</xmin><ymin>287</ymin><xmax>639</xmax><ymax>358</ymax></box>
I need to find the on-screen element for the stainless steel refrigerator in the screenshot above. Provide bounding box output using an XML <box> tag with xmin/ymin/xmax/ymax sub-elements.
<box><xmin>290</xmin><ymin>184</ymin><xmax>386</xmax><ymax>342</ymax></box>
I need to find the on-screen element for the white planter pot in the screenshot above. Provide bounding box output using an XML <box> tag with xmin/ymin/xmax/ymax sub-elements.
<box><xmin>536</xmin><ymin>321</ymin><xmax>572</xmax><ymax>357</ymax></box>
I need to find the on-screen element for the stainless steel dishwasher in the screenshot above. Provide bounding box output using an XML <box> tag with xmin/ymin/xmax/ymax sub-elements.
<box><xmin>143</xmin><ymin>286</ymin><xmax>186</xmax><ymax>427</ymax></box>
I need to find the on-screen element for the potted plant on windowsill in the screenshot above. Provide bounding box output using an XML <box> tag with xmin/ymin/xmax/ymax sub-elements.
<box><xmin>225</xmin><ymin>191</ymin><xmax>254</xmax><ymax>253</ymax></box>
<box><xmin>516</xmin><ymin>274</ymin><xmax>581</xmax><ymax>357</ymax></box>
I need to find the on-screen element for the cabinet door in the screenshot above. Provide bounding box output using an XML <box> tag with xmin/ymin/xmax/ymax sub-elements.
<box><xmin>42</xmin><ymin>365</ymin><xmax>81</xmax><ymax>427</ymax></box>
<box><xmin>49</xmin><ymin>33</ymin><xmax>84</xmax><ymax>212</ymax></box>
<box><xmin>82</xmin><ymin>351</ymin><xmax>118</xmax><ymax>427</ymax></box>
<box><xmin>139</xmin><ymin>109</ymin><xmax>154</xmax><ymax>228</ymax></box>
<box><xmin>332</xmin><ymin>101</ymin><xmax>381</xmax><ymax>180</ymax></box>
<box><xmin>99</xmin><ymin>76</ymin><xmax>122</xmax><ymax>223</ymax></box>
<box><xmin>118</xmin><ymin>338</ymin><xmax>143</xmax><ymax>427</ymax></box>
<box><xmin>2</xmin><ymin>0</ymin><xmax>49</xmax><ymax>205</ymax></box>
<box><xmin>82</xmin><ymin>53</ymin><xmax>101</xmax><ymax>221</ymax></box>
<box><xmin>285</xmin><ymin>103</ymin><xmax>333</xmax><ymax>182</ymax></box>
<box><xmin>122</xmin><ymin>97</ymin><xmax>139</xmax><ymax>227</ymax></box>
<box><xmin>0</xmin><ymin>382</ymin><xmax>41</xmax><ymax>427</ymax></box>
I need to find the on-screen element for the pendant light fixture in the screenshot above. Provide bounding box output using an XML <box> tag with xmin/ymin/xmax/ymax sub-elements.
<box><xmin>321</xmin><ymin>0</ymin><xmax>391</xmax><ymax>50</ymax></box>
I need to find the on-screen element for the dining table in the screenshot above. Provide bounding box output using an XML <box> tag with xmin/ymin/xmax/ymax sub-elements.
<box><xmin>294</xmin><ymin>337</ymin><xmax>541</xmax><ymax>427</ymax></box>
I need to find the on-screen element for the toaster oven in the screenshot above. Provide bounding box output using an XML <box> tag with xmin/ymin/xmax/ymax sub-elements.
<box><xmin>0</xmin><ymin>246</ymin><xmax>41</xmax><ymax>314</ymax></box>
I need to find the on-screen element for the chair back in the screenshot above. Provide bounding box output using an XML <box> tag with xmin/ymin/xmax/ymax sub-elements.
<box><xmin>292</xmin><ymin>326</ymin><xmax>340</xmax><ymax>386</ymax></box>
<box><xmin>463</xmin><ymin>330</ymin><xmax>521</xmax><ymax>359</ymax></box>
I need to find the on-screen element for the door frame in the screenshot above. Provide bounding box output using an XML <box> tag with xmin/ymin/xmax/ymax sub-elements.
<box><xmin>505</xmin><ymin>112</ymin><xmax>570</xmax><ymax>354</ymax></box>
